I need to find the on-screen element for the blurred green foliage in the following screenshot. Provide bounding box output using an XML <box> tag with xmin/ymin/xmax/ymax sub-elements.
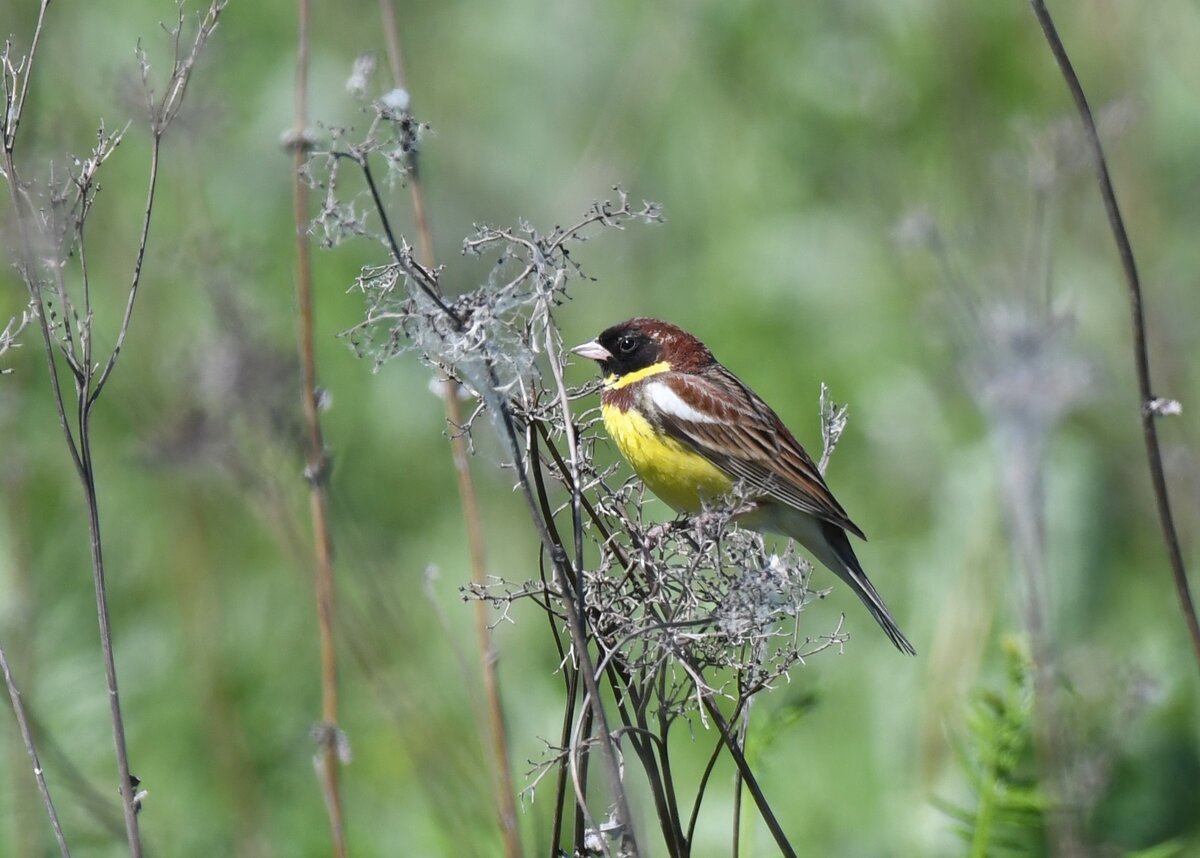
<box><xmin>1</xmin><ymin>0</ymin><xmax>1199</xmax><ymax>855</ymax></box>
<box><xmin>935</xmin><ymin>638</ymin><xmax>1046</xmax><ymax>857</ymax></box>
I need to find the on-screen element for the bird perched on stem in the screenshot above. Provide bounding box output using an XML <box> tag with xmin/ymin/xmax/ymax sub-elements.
<box><xmin>572</xmin><ymin>317</ymin><xmax>914</xmax><ymax>655</ymax></box>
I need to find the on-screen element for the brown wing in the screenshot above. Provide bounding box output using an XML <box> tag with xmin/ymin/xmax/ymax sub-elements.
<box><xmin>644</xmin><ymin>365</ymin><xmax>866</xmax><ymax>539</ymax></box>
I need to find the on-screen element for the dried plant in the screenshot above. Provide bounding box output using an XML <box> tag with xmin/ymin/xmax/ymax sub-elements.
<box><xmin>308</xmin><ymin>84</ymin><xmax>849</xmax><ymax>857</ymax></box>
<box><xmin>289</xmin><ymin>0</ymin><xmax>347</xmax><ymax>852</ymax></box>
<box><xmin>0</xmin><ymin>299</ymin><xmax>33</xmax><ymax>373</ymax></box>
<box><xmin>1</xmin><ymin>3</ymin><xmax>227</xmax><ymax>855</ymax></box>
<box><xmin>1027</xmin><ymin>0</ymin><xmax>1199</xmax><ymax>671</ymax></box>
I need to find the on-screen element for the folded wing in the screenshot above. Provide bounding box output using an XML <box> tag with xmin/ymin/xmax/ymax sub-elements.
<box><xmin>644</xmin><ymin>368</ymin><xmax>866</xmax><ymax>540</ymax></box>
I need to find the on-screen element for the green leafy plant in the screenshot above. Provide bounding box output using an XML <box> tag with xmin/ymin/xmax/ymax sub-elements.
<box><xmin>937</xmin><ymin>637</ymin><xmax>1048</xmax><ymax>857</ymax></box>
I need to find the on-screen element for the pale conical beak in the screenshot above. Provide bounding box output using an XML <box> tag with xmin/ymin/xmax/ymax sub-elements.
<box><xmin>570</xmin><ymin>339</ymin><xmax>612</xmax><ymax>362</ymax></box>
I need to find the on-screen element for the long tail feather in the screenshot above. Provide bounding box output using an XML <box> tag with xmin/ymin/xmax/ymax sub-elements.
<box><xmin>818</xmin><ymin>521</ymin><xmax>915</xmax><ymax>655</ymax></box>
<box><xmin>742</xmin><ymin>504</ymin><xmax>916</xmax><ymax>655</ymax></box>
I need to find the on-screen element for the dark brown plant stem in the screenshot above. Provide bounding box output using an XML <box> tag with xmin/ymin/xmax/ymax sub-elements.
<box><xmin>500</xmin><ymin>408</ymin><xmax>638</xmax><ymax>853</ymax></box>
<box><xmin>81</xmin><ymin>131</ymin><xmax>173</xmax><ymax>858</ymax></box>
<box><xmin>1028</xmin><ymin>0</ymin><xmax>1200</xmax><ymax>669</ymax></box>
<box><xmin>552</xmin><ymin>664</ymin><xmax>582</xmax><ymax>856</ymax></box>
<box><xmin>700</xmin><ymin>694</ymin><xmax>797</xmax><ymax>858</ymax></box>
<box><xmin>531</xmin><ymin>429</ymin><xmax>682</xmax><ymax>854</ymax></box>
<box><xmin>687</xmin><ymin>696</ymin><xmax>749</xmax><ymax>846</ymax></box>
<box><xmin>291</xmin><ymin>0</ymin><xmax>346</xmax><ymax>854</ymax></box>
<box><xmin>655</xmin><ymin>724</ymin><xmax>683</xmax><ymax>849</ymax></box>
<box><xmin>573</xmin><ymin>705</ymin><xmax>596</xmax><ymax>855</ymax></box>
<box><xmin>374</xmin><ymin>4</ymin><xmax>522</xmax><ymax>854</ymax></box>
<box><xmin>4</xmin><ymin>8</ymin><xmax>145</xmax><ymax>849</ymax></box>
<box><xmin>79</xmin><ymin>461</ymin><xmax>143</xmax><ymax>857</ymax></box>
<box><xmin>541</xmin><ymin>347</ymin><xmax>642</xmax><ymax>856</ymax></box>
<box><xmin>1</xmin><ymin>645</ymin><xmax>71</xmax><ymax>857</ymax></box>
<box><xmin>529</xmin><ymin>434</ymin><xmax>587</xmax><ymax>857</ymax></box>
<box><xmin>731</xmin><ymin>702</ymin><xmax>749</xmax><ymax>858</ymax></box>
<box><xmin>621</xmin><ymin>673</ymin><xmax>687</xmax><ymax>856</ymax></box>
<box><xmin>348</xmin><ymin>154</ymin><xmax>458</xmax><ymax>321</ymax></box>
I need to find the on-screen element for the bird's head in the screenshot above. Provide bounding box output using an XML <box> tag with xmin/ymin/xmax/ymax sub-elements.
<box><xmin>571</xmin><ymin>318</ymin><xmax>714</xmax><ymax>378</ymax></box>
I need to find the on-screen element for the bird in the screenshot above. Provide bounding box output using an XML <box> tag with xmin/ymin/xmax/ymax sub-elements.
<box><xmin>571</xmin><ymin>317</ymin><xmax>915</xmax><ymax>655</ymax></box>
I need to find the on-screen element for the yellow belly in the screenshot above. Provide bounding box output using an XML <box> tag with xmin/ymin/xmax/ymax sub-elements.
<box><xmin>602</xmin><ymin>402</ymin><xmax>734</xmax><ymax>513</ymax></box>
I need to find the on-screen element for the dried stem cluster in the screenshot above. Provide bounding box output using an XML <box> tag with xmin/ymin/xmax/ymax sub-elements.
<box><xmin>307</xmin><ymin>80</ymin><xmax>847</xmax><ymax>855</ymax></box>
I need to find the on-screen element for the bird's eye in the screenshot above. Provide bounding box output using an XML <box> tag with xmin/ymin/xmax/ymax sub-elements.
<box><xmin>617</xmin><ymin>336</ymin><xmax>638</xmax><ymax>355</ymax></box>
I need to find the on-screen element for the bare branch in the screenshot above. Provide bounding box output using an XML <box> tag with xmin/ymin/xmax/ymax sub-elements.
<box><xmin>1</xmin><ymin>0</ymin><xmax>51</xmax><ymax>153</ymax></box>
<box><xmin>89</xmin><ymin>1</ymin><xmax>228</xmax><ymax>406</ymax></box>
<box><xmin>1027</xmin><ymin>0</ymin><xmax>1200</xmax><ymax>670</ymax></box>
<box><xmin>0</xmin><ymin>300</ymin><xmax>34</xmax><ymax>374</ymax></box>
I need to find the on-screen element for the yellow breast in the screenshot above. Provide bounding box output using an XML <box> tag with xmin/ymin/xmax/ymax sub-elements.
<box><xmin>601</xmin><ymin>401</ymin><xmax>734</xmax><ymax>513</ymax></box>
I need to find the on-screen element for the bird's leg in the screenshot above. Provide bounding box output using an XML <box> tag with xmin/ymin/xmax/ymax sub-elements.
<box><xmin>643</xmin><ymin>516</ymin><xmax>690</xmax><ymax>547</ymax></box>
<box><xmin>689</xmin><ymin>509</ymin><xmax>727</xmax><ymax>534</ymax></box>
<box><xmin>693</xmin><ymin>501</ymin><xmax>757</xmax><ymax>536</ymax></box>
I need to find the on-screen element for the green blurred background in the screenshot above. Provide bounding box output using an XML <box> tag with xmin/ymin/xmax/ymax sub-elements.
<box><xmin>2</xmin><ymin>0</ymin><xmax>1198</xmax><ymax>855</ymax></box>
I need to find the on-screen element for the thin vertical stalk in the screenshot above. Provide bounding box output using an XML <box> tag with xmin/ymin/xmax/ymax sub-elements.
<box><xmin>700</xmin><ymin>695</ymin><xmax>797</xmax><ymax>858</ymax></box>
<box><xmin>79</xmin><ymin>462</ymin><xmax>143</xmax><ymax>856</ymax></box>
<box><xmin>77</xmin><ymin>138</ymin><xmax>167</xmax><ymax>858</ymax></box>
<box><xmin>730</xmin><ymin>699</ymin><xmax>752</xmax><ymax>858</ymax></box>
<box><xmin>967</xmin><ymin>777</ymin><xmax>996</xmax><ymax>858</ymax></box>
<box><xmin>375</xmin><ymin>3</ymin><xmax>522</xmax><ymax>854</ymax></box>
<box><xmin>291</xmin><ymin>0</ymin><xmax>346</xmax><ymax>854</ymax></box>
<box><xmin>4</xmin><ymin>6</ymin><xmax>224</xmax><ymax>855</ymax></box>
<box><xmin>4</xmin><ymin>87</ymin><xmax>145</xmax><ymax>858</ymax></box>
<box><xmin>1</xmin><ymin>645</ymin><xmax>71</xmax><ymax>857</ymax></box>
<box><xmin>1028</xmin><ymin>0</ymin><xmax>1200</xmax><ymax>670</ymax></box>
<box><xmin>4</xmin><ymin>470</ymin><xmax>41</xmax><ymax>857</ymax></box>
<box><xmin>541</xmin><ymin>336</ymin><xmax>638</xmax><ymax>855</ymax></box>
